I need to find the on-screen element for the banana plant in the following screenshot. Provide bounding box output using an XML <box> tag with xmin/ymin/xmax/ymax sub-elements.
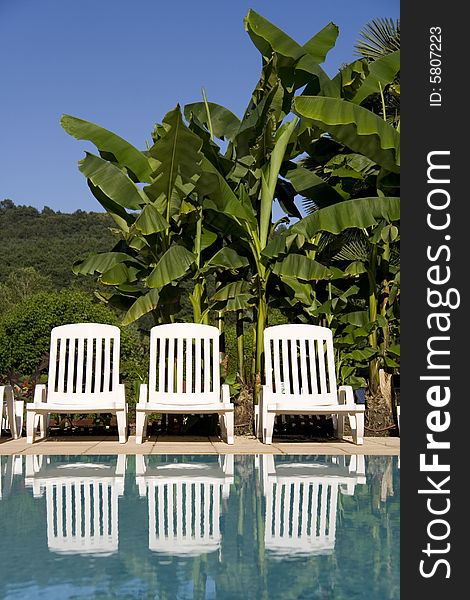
<box><xmin>263</xmin><ymin>196</ymin><xmax>400</xmax><ymax>392</ymax></box>
<box><xmin>181</xmin><ymin>10</ymin><xmax>348</xmax><ymax>397</ymax></box>
<box><xmin>288</xmin><ymin>55</ymin><xmax>400</xmax><ymax>393</ymax></box>
<box><xmin>61</xmin><ymin>106</ymin><xmax>246</xmax><ymax>325</ymax></box>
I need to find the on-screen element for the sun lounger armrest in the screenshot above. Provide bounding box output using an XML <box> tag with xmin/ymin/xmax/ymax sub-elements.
<box><xmin>33</xmin><ymin>384</ymin><xmax>47</xmax><ymax>404</ymax></box>
<box><xmin>139</xmin><ymin>383</ymin><xmax>148</xmax><ymax>404</ymax></box>
<box><xmin>338</xmin><ymin>385</ymin><xmax>355</xmax><ymax>406</ymax></box>
<box><xmin>221</xmin><ymin>383</ymin><xmax>230</xmax><ymax>404</ymax></box>
<box><xmin>117</xmin><ymin>383</ymin><xmax>126</xmax><ymax>406</ymax></box>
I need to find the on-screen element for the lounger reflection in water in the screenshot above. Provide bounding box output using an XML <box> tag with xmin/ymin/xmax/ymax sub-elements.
<box><xmin>0</xmin><ymin>454</ymin><xmax>22</xmax><ymax>500</ymax></box>
<box><xmin>136</xmin><ymin>455</ymin><xmax>234</xmax><ymax>556</ymax></box>
<box><xmin>257</xmin><ymin>454</ymin><xmax>366</xmax><ymax>557</ymax></box>
<box><xmin>24</xmin><ymin>455</ymin><xmax>126</xmax><ymax>556</ymax></box>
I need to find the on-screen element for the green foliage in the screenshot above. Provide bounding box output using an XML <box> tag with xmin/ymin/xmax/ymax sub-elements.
<box><xmin>0</xmin><ymin>267</ymin><xmax>52</xmax><ymax>316</ymax></box>
<box><xmin>60</xmin><ymin>10</ymin><xmax>399</xmax><ymax>399</ymax></box>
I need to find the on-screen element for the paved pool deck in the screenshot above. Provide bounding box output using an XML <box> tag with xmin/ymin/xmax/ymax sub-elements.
<box><xmin>0</xmin><ymin>434</ymin><xmax>399</xmax><ymax>455</ymax></box>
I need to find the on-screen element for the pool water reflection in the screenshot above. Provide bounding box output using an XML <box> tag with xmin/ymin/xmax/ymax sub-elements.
<box><xmin>0</xmin><ymin>454</ymin><xmax>399</xmax><ymax>599</ymax></box>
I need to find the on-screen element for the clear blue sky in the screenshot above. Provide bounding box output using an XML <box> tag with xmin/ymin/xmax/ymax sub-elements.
<box><xmin>1</xmin><ymin>0</ymin><xmax>399</xmax><ymax>214</ymax></box>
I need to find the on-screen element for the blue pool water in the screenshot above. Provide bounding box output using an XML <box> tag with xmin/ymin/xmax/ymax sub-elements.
<box><xmin>0</xmin><ymin>454</ymin><xmax>399</xmax><ymax>599</ymax></box>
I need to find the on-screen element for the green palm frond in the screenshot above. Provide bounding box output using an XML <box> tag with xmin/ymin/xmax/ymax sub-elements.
<box><xmin>355</xmin><ymin>18</ymin><xmax>400</xmax><ymax>62</ymax></box>
<box><xmin>317</xmin><ymin>229</ymin><xmax>370</xmax><ymax>262</ymax></box>
<box><xmin>302</xmin><ymin>196</ymin><xmax>318</xmax><ymax>215</ymax></box>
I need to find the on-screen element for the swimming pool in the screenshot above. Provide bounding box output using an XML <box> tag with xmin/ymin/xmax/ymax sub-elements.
<box><xmin>0</xmin><ymin>454</ymin><xmax>399</xmax><ymax>599</ymax></box>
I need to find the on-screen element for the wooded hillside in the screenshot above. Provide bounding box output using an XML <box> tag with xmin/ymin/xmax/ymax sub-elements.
<box><xmin>0</xmin><ymin>199</ymin><xmax>115</xmax><ymax>289</ymax></box>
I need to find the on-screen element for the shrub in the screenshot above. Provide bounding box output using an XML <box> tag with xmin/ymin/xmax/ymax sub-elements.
<box><xmin>0</xmin><ymin>290</ymin><xmax>146</xmax><ymax>408</ymax></box>
<box><xmin>0</xmin><ymin>267</ymin><xmax>52</xmax><ymax>316</ymax></box>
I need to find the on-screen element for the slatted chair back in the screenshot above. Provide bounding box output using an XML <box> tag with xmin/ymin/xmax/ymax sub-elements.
<box><xmin>136</xmin><ymin>456</ymin><xmax>234</xmax><ymax>556</ymax></box>
<box><xmin>25</xmin><ymin>456</ymin><xmax>126</xmax><ymax>556</ymax></box>
<box><xmin>260</xmin><ymin>455</ymin><xmax>366</xmax><ymax>557</ymax></box>
<box><xmin>265</xmin><ymin>476</ymin><xmax>339</xmax><ymax>556</ymax></box>
<box><xmin>147</xmin><ymin>475</ymin><xmax>223</xmax><ymax>555</ymax></box>
<box><xmin>47</xmin><ymin>323</ymin><xmax>121</xmax><ymax>404</ymax></box>
<box><xmin>46</xmin><ymin>477</ymin><xmax>120</xmax><ymax>555</ymax></box>
<box><xmin>264</xmin><ymin>324</ymin><xmax>338</xmax><ymax>406</ymax></box>
<box><xmin>147</xmin><ymin>323</ymin><xmax>220</xmax><ymax>404</ymax></box>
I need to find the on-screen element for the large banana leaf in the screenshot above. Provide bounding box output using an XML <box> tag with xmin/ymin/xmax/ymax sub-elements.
<box><xmin>203</xmin><ymin>206</ymin><xmax>251</xmax><ymax>244</ymax></box>
<box><xmin>144</xmin><ymin>106</ymin><xmax>203</xmax><ymax>219</ymax></box>
<box><xmin>280</xmin><ymin>277</ymin><xmax>316</xmax><ymax>307</ymax></box>
<box><xmin>133</xmin><ymin>204</ymin><xmax>170</xmax><ymax>235</ymax></box>
<box><xmin>146</xmin><ymin>245</ymin><xmax>196</xmax><ymax>288</ymax></box>
<box><xmin>187</xmin><ymin>116</ymin><xmax>235</xmax><ymax>177</ymax></box>
<box><xmin>284</xmin><ymin>163</ymin><xmax>344</xmax><ymax>207</ymax></box>
<box><xmin>291</xmin><ymin>196</ymin><xmax>400</xmax><ymax>238</ymax></box>
<box><xmin>79</xmin><ymin>153</ymin><xmax>147</xmax><ymax>210</ymax></box>
<box><xmin>234</xmin><ymin>82</ymin><xmax>282</xmax><ymax>160</ymax></box>
<box><xmin>332</xmin><ymin>60</ymin><xmax>369</xmax><ymax>100</ymax></box>
<box><xmin>352</xmin><ymin>50</ymin><xmax>400</xmax><ymax>105</ymax></box>
<box><xmin>87</xmin><ymin>181</ymin><xmax>134</xmax><ymax>231</ymax></box>
<box><xmin>211</xmin><ymin>281</ymin><xmax>253</xmax><ymax>312</ymax></box>
<box><xmin>122</xmin><ymin>289</ymin><xmax>160</xmax><ymax>325</ymax></box>
<box><xmin>293</xmin><ymin>96</ymin><xmax>400</xmax><ymax>172</ymax></box>
<box><xmin>303</xmin><ymin>23</ymin><xmax>339</xmax><ymax>64</ymax></box>
<box><xmin>200</xmin><ymin>247</ymin><xmax>249</xmax><ymax>273</ymax></box>
<box><xmin>184</xmin><ymin>102</ymin><xmax>240</xmax><ymax>142</ymax></box>
<box><xmin>244</xmin><ymin>9</ymin><xmax>338</xmax><ymax>97</ymax></box>
<box><xmin>339</xmin><ymin>310</ymin><xmax>370</xmax><ymax>327</ymax></box>
<box><xmin>273</xmin><ymin>254</ymin><xmax>333</xmax><ymax>280</ymax></box>
<box><xmin>100</xmin><ymin>263</ymin><xmax>137</xmax><ymax>286</ymax></box>
<box><xmin>262</xmin><ymin>231</ymin><xmax>290</xmax><ymax>259</ymax></box>
<box><xmin>244</xmin><ymin>9</ymin><xmax>304</xmax><ymax>61</ymax></box>
<box><xmin>212</xmin><ymin>280</ymin><xmax>251</xmax><ymax>299</ymax></box>
<box><xmin>72</xmin><ymin>252</ymin><xmax>143</xmax><ymax>276</ymax></box>
<box><xmin>200</xmin><ymin>229</ymin><xmax>218</xmax><ymax>251</ymax></box>
<box><xmin>200</xmin><ymin>159</ymin><xmax>257</xmax><ymax>227</ymax></box>
<box><xmin>344</xmin><ymin>261</ymin><xmax>368</xmax><ymax>276</ymax></box>
<box><xmin>61</xmin><ymin>115</ymin><xmax>153</xmax><ymax>182</ymax></box>
<box><xmin>218</xmin><ymin>295</ymin><xmax>254</xmax><ymax>312</ymax></box>
<box><xmin>260</xmin><ymin>118</ymin><xmax>297</xmax><ymax>247</ymax></box>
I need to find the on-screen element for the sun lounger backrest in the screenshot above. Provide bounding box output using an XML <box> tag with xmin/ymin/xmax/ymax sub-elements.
<box><xmin>148</xmin><ymin>323</ymin><xmax>220</xmax><ymax>404</ymax></box>
<box><xmin>264</xmin><ymin>324</ymin><xmax>338</xmax><ymax>405</ymax></box>
<box><xmin>47</xmin><ymin>323</ymin><xmax>121</xmax><ymax>403</ymax></box>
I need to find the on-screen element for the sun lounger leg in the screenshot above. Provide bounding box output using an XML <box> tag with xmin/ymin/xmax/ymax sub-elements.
<box><xmin>135</xmin><ymin>410</ymin><xmax>147</xmax><ymax>444</ymax></box>
<box><xmin>26</xmin><ymin>410</ymin><xmax>36</xmax><ymax>444</ymax></box>
<box><xmin>353</xmin><ymin>412</ymin><xmax>364</xmax><ymax>445</ymax></box>
<box><xmin>224</xmin><ymin>411</ymin><xmax>234</xmax><ymax>445</ymax></box>
<box><xmin>263</xmin><ymin>412</ymin><xmax>275</xmax><ymax>444</ymax></box>
<box><xmin>116</xmin><ymin>409</ymin><xmax>127</xmax><ymax>444</ymax></box>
